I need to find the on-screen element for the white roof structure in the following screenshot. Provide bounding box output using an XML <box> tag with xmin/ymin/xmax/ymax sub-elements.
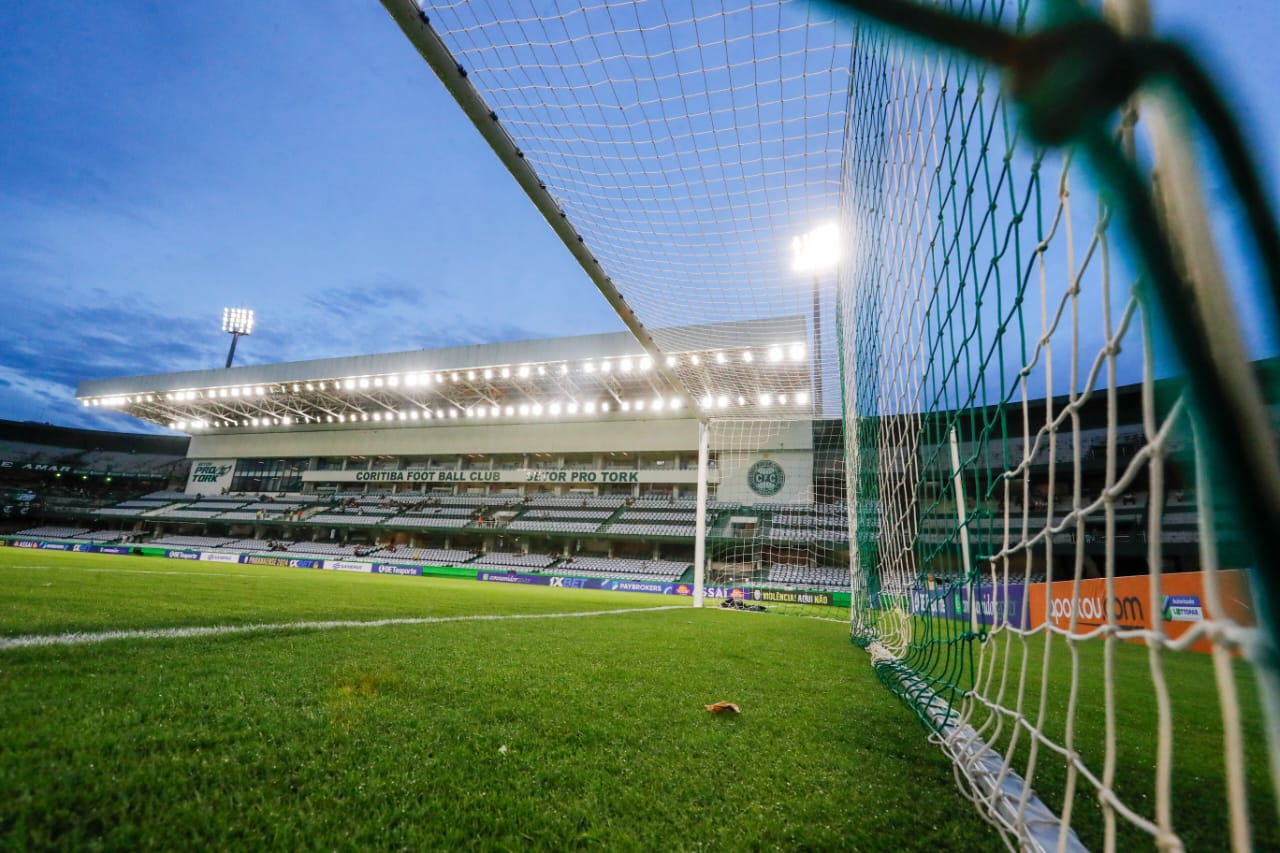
<box><xmin>77</xmin><ymin>317</ymin><xmax>813</xmax><ymax>435</ymax></box>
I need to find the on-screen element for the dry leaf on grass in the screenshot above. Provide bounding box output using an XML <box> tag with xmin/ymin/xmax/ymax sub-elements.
<box><xmin>704</xmin><ymin>701</ymin><xmax>740</xmax><ymax>714</ymax></box>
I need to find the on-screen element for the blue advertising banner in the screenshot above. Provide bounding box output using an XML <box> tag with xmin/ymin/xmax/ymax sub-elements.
<box><xmin>241</xmin><ymin>554</ymin><xmax>322</xmax><ymax>569</ymax></box>
<box><xmin>595</xmin><ymin>578</ymin><xmax>680</xmax><ymax>595</ymax></box>
<box><xmin>477</xmin><ymin>572</ymin><xmax>694</xmax><ymax>597</ymax></box>
<box><xmin>4</xmin><ymin>539</ymin><xmax>128</xmax><ymax>553</ymax></box>
<box><xmin>374</xmin><ymin>563</ymin><xmax>422</xmax><ymax>577</ymax></box>
<box><xmin>67</xmin><ymin>543</ymin><xmax>133</xmax><ymax>556</ymax></box>
<box><xmin>545</xmin><ymin>576</ymin><xmax>593</xmax><ymax>589</ymax></box>
<box><xmin>164</xmin><ymin>549</ymin><xmax>202</xmax><ymax>560</ymax></box>
<box><xmin>910</xmin><ymin>582</ymin><xmax>1028</xmax><ymax>629</ymax></box>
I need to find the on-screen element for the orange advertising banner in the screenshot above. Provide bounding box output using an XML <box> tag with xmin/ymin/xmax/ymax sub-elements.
<box><xmin>1023</xmin><ymin>570</ymin><xmax>1255</xmax><ymax>653</ymax></box>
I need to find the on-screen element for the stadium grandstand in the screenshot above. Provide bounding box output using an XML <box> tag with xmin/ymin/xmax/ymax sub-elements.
<box><xmin>1</xmin><ymin>327</ymin><xmax>1254</xmax><ymax>592</ymax></box>
<box><xmin>0</xmin><ymin>418</ymin><xmax>189</xmax><ymax>525</ymax></box>
<box><xmin>61</xmin><ymin>319</ymin><xmax>826</xmax><ymax>587</ymax></box>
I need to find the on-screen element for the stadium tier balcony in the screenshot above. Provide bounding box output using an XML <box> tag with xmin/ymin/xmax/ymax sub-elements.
<box><xmin>618</xmin><ymin>510</ymin><xmax>696</xmax><ymax>522</ymax></box>
<box><xmin>95</xmin><ymin>507</ymin><xmax>148</xmax><ymax>517</ymax></box>
<box><xmin>14</xmin><ymin>525</ymin><xmax>89</xmax><ymax>539</ymax></box>
<box><xmin>388</xmin><ymin>516</ymin><xmax>474</xmax><ymax>529</ymax></box>
<box><xmin>766</xmin><ymin>565</ymin><xmax>849</xmax><ymax>591</ymax></box>
<box><xmin>284</xmin><ymin>541</ymin><xmax>363</xmax><ymax>557</ymax></box>
<box><xmin>376</xmin><ymin>546</ymin><xmax>476</xmax><ymax>564</ymax></box>
<box><xmin>221</xmin><ymin>539</ymin><xmax>281</xmax><ymax>552</ymax></box>
<box><xmin>150</xmin><ymin>508</ymin><xmax>227</xmax><ymax>520</ymax></box>
<box><xmin>474</xmin><ymin>553</ymin><xmax>557</xmax><ymax>569</ymax></box>
<box><xmin>506</xmin><ymin>520</ymin><xmax>601</xmax><ymax>534</ymax></box>
<box><xmin>557</xmin><ymin>556</ymin><xmax>689</xmax><ymax>581</ymax></box>
<box><xmin>395</xmin><ymin>508</ymin><xmax>474</xmax><ymax>517</ymax></box>
<box><xmin>519</xmin><ymin>509</ymin><xmax>615</xmax><ymax>520</ymax></box>
<box><xmin>527</xmin><ymin>496</ymin><xmax>626</xmax><ymax>509</ymax></box>
<box><xmin>151</xmin><ymin>535</ymin><xmax>236</xmax><ymax>548</ymax></box>
<box><xmin>69</xmin><ymin>529</ymin><xmax>129</xmax><ymax>543</ymax></box>
<box><xmin>605</xmin><ymin>523</ymin><xmax>696</xmax><ymax>538</ymax></box>
<box><xmin>306</xmin><ymin>514</ymin><xmax>386</xmax><ymax>526</ymax></box>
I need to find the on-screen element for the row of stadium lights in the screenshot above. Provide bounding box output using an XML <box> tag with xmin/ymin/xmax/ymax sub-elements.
<box><xmin>166</xmin><ymin>390</ymin><xmax>812</xmax><ymax>432</ymax></box>
<box><xmin>81</xmin><ymin>344</ymin><xmax>809</xmax><ymax>410</ymax></box>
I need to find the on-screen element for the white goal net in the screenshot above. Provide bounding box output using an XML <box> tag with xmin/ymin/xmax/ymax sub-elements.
<box><xmin>382</xmin><ymin>1</ymin><xmax>1280</xmax><ymax>849</ymax></box>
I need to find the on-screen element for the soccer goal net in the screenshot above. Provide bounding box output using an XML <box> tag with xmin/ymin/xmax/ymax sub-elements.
<box><xmin>383</xmin><ymin>0</ymin><xmax>1279</xmax><ymax>849</ymax></box>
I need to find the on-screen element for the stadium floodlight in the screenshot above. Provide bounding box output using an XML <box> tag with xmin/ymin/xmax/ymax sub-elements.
<box><xmin>791</xmin><ymin>224</ymin><xmax>839</xmax><ymax>412</ymax></box>
<box><xmin>221</xmin><ymin>307</ymin><xmax>254</xmax><ymax>368</ymax></box>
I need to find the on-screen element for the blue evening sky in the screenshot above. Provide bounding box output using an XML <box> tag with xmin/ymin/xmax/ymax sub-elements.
<box><xmin>1</xmin><ymin>1</ymin><xmax>1276</xmax><ymax>432</ymax></box>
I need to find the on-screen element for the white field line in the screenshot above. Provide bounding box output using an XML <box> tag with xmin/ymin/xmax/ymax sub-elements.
<box><xmin>0</xmin><ymin>605</ymin><xmax>687</xmax><ymax>652</ymax></box>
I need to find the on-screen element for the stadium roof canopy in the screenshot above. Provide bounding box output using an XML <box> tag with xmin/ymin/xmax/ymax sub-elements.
<box><xmin>77</xmin><ymin>317</ymin><xmax>813</xmax><ymax>435</ymax></box>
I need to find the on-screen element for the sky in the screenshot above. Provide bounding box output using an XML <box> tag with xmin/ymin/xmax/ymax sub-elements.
<box><xmin>1</xmin><ymin>0</ymin><xmax>1277</xmax><ymax>434</ymax></box>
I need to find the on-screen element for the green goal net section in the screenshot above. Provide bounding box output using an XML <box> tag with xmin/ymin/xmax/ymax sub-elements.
<box><xmin>381</xmin><ymin>1</ymin><xmax>1280</xmax><ymax>849</ymax></box>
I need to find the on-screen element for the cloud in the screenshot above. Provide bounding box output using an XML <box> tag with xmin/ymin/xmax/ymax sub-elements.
<box><xmin>303</xmin><ymin>279</ymin><xmax>427</xmax><ymax>321</ymax></box>
<box><xmin>0</xmin><ymin>363</ymin><xmax>169</xmax><ymax>433</ymax></box>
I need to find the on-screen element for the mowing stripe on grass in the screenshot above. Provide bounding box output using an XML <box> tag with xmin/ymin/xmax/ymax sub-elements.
<box><xmin>0</xmin><ymin>605</ymin><xmax>686</xmax><ymax>651</ymax></box>
<box><xmin>8</xmin><ymin>564</ymin><xmax>305</xmax><ymax>579</ymax></box>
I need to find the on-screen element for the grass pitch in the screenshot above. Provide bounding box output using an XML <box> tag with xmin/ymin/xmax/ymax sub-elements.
<box><xmin>0</xmin><ymin>549</ymin><xmax>997</xmax><ymax>850</ymax></box>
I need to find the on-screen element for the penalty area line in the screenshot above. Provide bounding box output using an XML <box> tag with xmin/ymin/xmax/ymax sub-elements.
<box><xmin>0</xmin><ymin>605</ymin><xmax>686</xmax><ymax>651</ymax></box>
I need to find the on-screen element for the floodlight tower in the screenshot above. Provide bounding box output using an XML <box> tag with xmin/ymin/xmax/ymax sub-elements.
<box><xmin>222</xmin><ymin>307</ymin><xmax>254</xmax><ymax>368</ymax></box>
<box><xmin>791</xmin><ymin>223</ymin><xmax>840</xmax><ymax>413</ymax></box>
